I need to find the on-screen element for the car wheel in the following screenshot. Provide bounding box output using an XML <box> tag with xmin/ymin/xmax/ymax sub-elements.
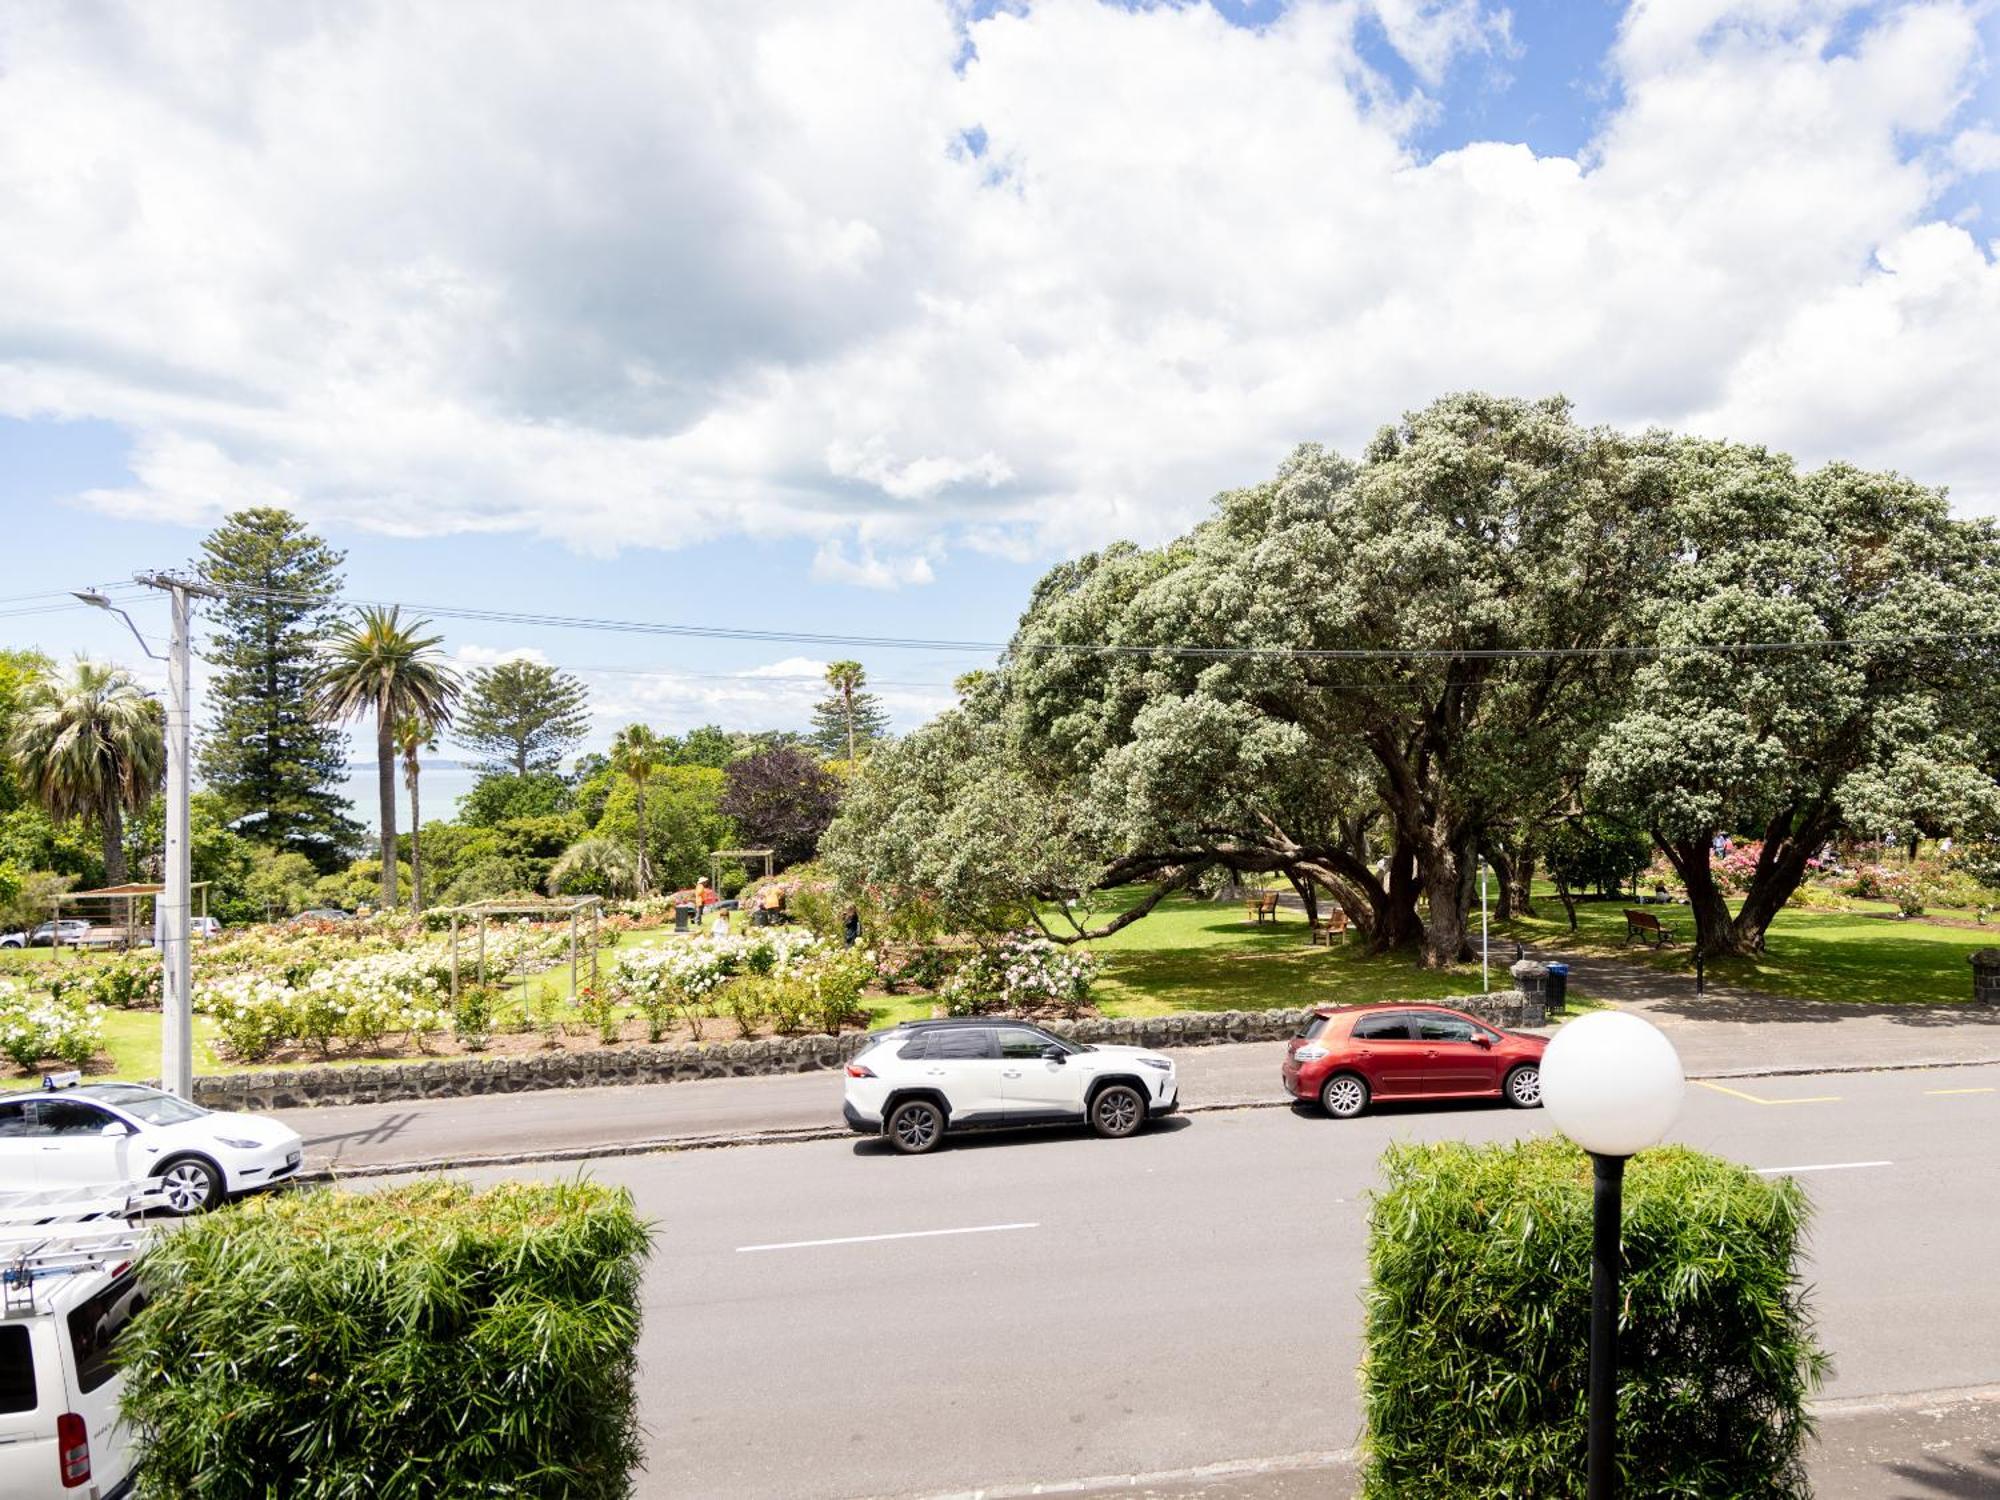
<box><xmin>1320</xmin><ymin>1073</ymin><xmax>1370</xmax><ymax>1119</ymax></box>
<box><xmin>155</xmin><ymin>1156</ymin><xmax>222</xmax><ymax>1215</ymax></box>
<box><xmin>1090</xmin><ymin>1083</ymin><xmax>1147</xmax><ymax>1139</ymax></box>
<box><xmin>885</xmin><ymin>1099</ymin><xmax>946</xmax><ymax>1155</ymax></box>
<box><xmin>1505</xmin><ymin>1064</ymin><xmax>1542</xmax><ymax>1109</ymax></box>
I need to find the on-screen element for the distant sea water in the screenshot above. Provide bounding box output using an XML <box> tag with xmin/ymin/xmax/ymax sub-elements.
<box><xmin>338</xmin><ymin>761</ymin><xmax>483</xmax><ymax>833</ymax></box>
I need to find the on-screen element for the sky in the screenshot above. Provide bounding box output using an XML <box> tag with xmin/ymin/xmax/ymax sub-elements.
<box><xmin>2</xmin><ymin>0</ymin><xmax>1997</xmax><ymax>765</ymax></box>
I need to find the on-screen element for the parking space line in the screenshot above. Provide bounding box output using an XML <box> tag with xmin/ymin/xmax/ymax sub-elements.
<box><xmin>736</xmin><ymin>1221</ymin><xmax>1039</xmax><ymax>1254</ymax></box>
<box><xmin>1925</xmin><ymin>1087</ymin><xmax>1996</xmax><ymax>1096</ymax></box>
<box><xmin>1695</xmin><ymin>1081</ymin><xmax>1842</xmax><ymax>1106</ymax></box>
<box><xmin>1753</xmin><ymin>1161</ymin><xmax>1892</xmax><ymax>1176</ymax></box>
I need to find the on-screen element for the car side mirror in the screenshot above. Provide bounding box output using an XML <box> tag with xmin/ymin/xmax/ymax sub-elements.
<box><xmin>1472</xmin><ymin>1036</ymin><xmax>1493</xmax><ymax>1049</ymax></box>
<box><xmin>1041</xmin><ymin>1045</ymin><xmax>1066</xmax><ymax>1063</ymax></box>
<box><xmin>100</xmin><ymin>1122</ymin><xmax>131</xmax><ymax>1137</ymax></box>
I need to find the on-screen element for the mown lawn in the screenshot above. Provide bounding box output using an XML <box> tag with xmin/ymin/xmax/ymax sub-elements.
<box><xmin>1079</xmin><ymin>893</ymin><xmax>1485</xmax><ymax>1016</ymax></box>
<box><xmin>1502</xmin><ymin>893</ymin><xmax>1991</xmax><ymax>1006</ymax></box>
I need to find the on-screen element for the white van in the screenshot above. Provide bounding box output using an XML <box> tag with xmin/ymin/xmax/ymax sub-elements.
<box><xmin>0</xmin><ymin>1186</ymin><xmax>156</xmax><ymax>1498</ymax></box>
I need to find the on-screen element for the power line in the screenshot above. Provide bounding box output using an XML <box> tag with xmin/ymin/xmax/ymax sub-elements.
<box><xmin>175</xmin><ymin>576</ymin><xmax>2000</xmax><ymax>662</ymax></box>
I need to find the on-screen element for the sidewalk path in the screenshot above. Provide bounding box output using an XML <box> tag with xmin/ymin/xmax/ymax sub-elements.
<box><xmin>1532</xmin><ymin>947</ymin><xmax>2000</xmax><ymax>1072</ymax></box>
<box><xmin>277</xmin><ymin>952</ymin><xmax>2000</xmax><ymax>1177</ymax></box>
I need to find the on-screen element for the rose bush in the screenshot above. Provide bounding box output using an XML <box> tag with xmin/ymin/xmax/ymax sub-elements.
<box><xmin>0</xmin><ymin>980</ymin><xmax>106</xmax><ymax>1071</ymax></box>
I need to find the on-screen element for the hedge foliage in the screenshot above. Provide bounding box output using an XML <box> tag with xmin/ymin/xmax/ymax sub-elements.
<box><xmin>120</xmin><ymin>1179</ymin><xmax>651</xmax><ymax>1499</ymax></box>
<box><xmin>1361</xmin><ymin>1138</ymin><xmax>1828</xmax><ymax>1498</ymax></box>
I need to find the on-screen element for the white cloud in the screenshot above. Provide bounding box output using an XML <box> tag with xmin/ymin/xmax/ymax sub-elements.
<box><xmin>1</xmin><ymin>0</ymin><xmax>1997</xmax><ymax>582</ymax></box>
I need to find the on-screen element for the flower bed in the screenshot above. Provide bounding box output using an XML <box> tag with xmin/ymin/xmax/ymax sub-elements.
<box><xmin>0</xmin><ymin>979</ymin><xmax>105</xmax><ymax>1072</ymax></box>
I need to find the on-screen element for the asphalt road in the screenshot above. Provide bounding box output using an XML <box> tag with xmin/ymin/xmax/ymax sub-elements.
<box><xmin>395</xmin><ymin>1060</ymin><xmax>2000</xmax><ymax>1499</ymax></box>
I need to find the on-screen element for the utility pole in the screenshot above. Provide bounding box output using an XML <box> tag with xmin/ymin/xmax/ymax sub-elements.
<box><xmin>134</xmin><ymin>572</ymin><xmax>220</xmax><ymax>1099</ymax></box>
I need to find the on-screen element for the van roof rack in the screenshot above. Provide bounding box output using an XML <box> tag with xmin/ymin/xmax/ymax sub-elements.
<box><xmin>0</xmin><ymin>1181</ymin><xmax>164</xmax><ymax>1319</ymax></box>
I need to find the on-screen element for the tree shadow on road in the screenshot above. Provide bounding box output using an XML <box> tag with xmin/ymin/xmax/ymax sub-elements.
<box><xmin>1879</xmin><ymin>1446</ymin><xmax>2000</xmax><ymax>1496</ymax></box>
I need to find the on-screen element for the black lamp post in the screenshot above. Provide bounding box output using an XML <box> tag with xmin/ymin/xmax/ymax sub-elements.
<box><xmin>1540</xmin><ymin>1012</ymin><xmax>1687</xmax><ymax>1499</ymax></box>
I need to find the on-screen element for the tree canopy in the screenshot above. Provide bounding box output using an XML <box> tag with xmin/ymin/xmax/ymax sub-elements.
<box><xmin>195</xmin><ymin>508</ymin><xmax>357</xmax><ymax>869</ymax></box>
<box><xmin>455</xmin><ymin>660</ymin><xmax>591</xmax><ymax>777</ymax></box>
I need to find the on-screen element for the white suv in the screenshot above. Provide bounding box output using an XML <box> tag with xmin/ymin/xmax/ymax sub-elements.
<box><xmin>0</xmin><ymin>1186</ymin><xmax>157</xmax><ymax>1499</ymax></box>
<box><xmin>842</xmin><ymin>1021</ymin><xmax>1179</xmax><ymax>1154</ymax></box>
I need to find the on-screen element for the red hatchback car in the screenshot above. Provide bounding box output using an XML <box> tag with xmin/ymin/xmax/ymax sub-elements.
<box><xmin>1281</xmin><ymin>1003</ymin><xmax>1547</xmax><ymax>1118</ymax></box>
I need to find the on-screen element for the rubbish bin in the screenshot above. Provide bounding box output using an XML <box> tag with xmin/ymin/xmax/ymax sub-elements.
<box><xmin>673</xmin><ymin>904</ymin><xmax>695</xmax><ymax>933</ymax></box>
<box><xmin>1545</xmin><ymin>962</ymin><xmax>1570</xmax><ymax>1013</ymax></box>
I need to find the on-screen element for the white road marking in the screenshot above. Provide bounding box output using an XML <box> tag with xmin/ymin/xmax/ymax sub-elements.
<box><xmin>736</xmin><ymin>1221</ymin><xmax>1040</xmax><ymax>1254</ymax></box>
<box><xmin>1753</xmin><ymin>1161</ymin><xmax>1892</xmax><ymax>1176</ymax></box>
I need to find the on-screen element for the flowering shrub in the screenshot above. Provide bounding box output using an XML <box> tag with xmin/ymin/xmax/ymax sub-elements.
<box><xmin>939</xmin><ymin>934</ymin><xmax>1099</xmax><ymax>1019</ymax></box>
<box><xmin>195</xmin><ymin>948</ymin><xmax>458</xmax><ymax>1062</ymax></box>
<box><xmin>0</xmin><ymin>980</ymin><xmax>105</xmax><ymax>1071</ymax></box>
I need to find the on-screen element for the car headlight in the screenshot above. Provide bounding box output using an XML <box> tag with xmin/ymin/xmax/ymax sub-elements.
<box><xmin>1293</xmin><ymin>1045</ymin><xmax>1329</xmax><ymax>1061</ymax></box>
<box><xmin>1139</xmin><ymin>1056</ymin><xmax>1173</xmax><ymax>1071</ymax></box>
<box><xmin>214</xmin><ymin>1136</ymin><xmax>265</xmax><ymax>1150</ymax></box>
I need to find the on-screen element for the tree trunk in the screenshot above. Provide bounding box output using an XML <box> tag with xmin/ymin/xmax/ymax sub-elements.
<box><xmin>1283</xmin><ymin>867</ymin><xmax>1319</xmax><ymax>927</ymax></box>
<box><xmin>1660</xmin><ymin>835</ymin><xmax>1735</xmax><ymax>956</ymax></box>
<box><xmin>1418</xmin><ymin>831</ymin><xmax>1473</xmax><ymax>969</ymax></box>
<box><xmin>408</xmin><ymin>763</ymin><xmax>423</xmax><ymax>911</ymax></box>
<box><xmin>377</xmin><ymin>716</ymin><xmax>398</xmax><ymax>908</ymax></box>
<box><xmin>1486</xmin><ymin>845</ymin><xmax>1516</xmax><ymax>922</ymax></box>
<box><xmin>633</xmin><ymin>778</ymin><xmax>651</xmax><ymax>895</ymax></box>
<box><xmin>1728</xmin><ymin>809</ymin><xmax>1836</xmax><ymax>951</ymax></box>
<box><xmin>102</xmin><ymin>792</ymin><xmax>127</xmax><ymax>887</ymax></box>
<box><xmin>1554</xmin><ymin>875</ymin><xmax>1578</xmax><ymax>931</ymax></box>
<box><xmin>1510</xmin><ymin>841</ymin><xmax>1537</xmax><ymax>917</ymax></box>
<box><xmin>1374</xmin><ymin>842</ymin><xmax>1425</xmax><ymax>953</ymax></box>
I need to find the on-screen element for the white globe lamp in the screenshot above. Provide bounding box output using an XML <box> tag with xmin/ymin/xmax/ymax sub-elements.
<box><xmin>1538</xmin><ymin>1008</ymin><xmax>1686</xmax><ymax>1500</ymax></box>
<box><xmin>1541</xmin><ymin>1009</ymin><xmax>1685</xmax><ymax>1158</ymax></box>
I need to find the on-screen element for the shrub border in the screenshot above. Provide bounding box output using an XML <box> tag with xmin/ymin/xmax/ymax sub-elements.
<box><xmin>186</xmin><ymin>990</ymin><xmax>1544</xmax><ymax>1110</ymax></box>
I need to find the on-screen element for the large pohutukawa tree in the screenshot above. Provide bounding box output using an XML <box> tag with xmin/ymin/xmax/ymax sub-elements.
<box><xmin>1589</xmin><ymin>448</ymin><xmax>2000</xmax><ymax>956</ymax></box>
<box><xmin>1004</xmin><ymin>393</ymin><xmax>1676</xmax><ymax>966</ymax></box>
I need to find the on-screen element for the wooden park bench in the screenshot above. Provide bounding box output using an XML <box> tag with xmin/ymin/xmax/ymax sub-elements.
<box><xmin>1244</xmin><ymin>891</ymin><xmax>1280</xmax><ymax>924</ymax></box>
<box><xmin>1623</xmin><ymin>908</ymin><xmax>1677</xmax><ymax>947</ymax></box>
<box><xmin>1308</xmin><ymin>910</ymin><xmax>1349</xmax><ymax>946</ymax></box>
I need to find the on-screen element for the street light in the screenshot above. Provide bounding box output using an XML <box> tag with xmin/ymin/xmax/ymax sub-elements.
<box><xmin>75</xmin><ymin>577</ymin><xmax>216</xmax><ymax>1099</ymax></box>
<box><xmin>1540</xmin><ymin>1011</ymin><xmax>1686</xmax><ymax>1500</ymax></box>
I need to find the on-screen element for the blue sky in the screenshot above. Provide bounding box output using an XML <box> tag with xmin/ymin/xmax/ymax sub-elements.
<box><xmin>2</xmin><ymin>0</ymin><xmax>1997</xmax><ymax>756</ymax></box>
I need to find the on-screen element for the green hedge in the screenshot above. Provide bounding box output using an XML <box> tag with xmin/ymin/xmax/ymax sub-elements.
<box><xmin>1361</xmin><ymin>1138</ymin><xmax>1828</xmax><ymax>1498</ymax></box>
<box><xmin>120</xmin><ymin>1179</ymin><xmax>651</xmax><ymax>1499</ymax></box>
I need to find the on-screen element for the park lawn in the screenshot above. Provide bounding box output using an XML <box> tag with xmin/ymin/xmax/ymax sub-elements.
<box><xmin>1501</xmin><ymin>894</ymin><xmax>1991</xmax><ymax>1007</ymax></box>
<box><xmin>1080</xmin><ymin>893</ymin><xmax>1486</xmax><ymax>1016</ymax></box>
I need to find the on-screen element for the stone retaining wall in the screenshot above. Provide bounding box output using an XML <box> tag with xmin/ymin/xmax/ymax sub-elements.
<box><xmin>189</xmin><ymin>990</ymin><xmax>1539</xmax><ymax>1111</ymax></box>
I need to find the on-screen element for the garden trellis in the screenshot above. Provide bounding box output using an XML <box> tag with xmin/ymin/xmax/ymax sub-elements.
<box><xmin>709</xmin><ymin>847</ymin><xmax>774</xmax><ymax>891</ymax></box>
<box><xmin>438</xmin><ymin>896</ymin><xmax>603</xmax><ymax>1002</ymax></box>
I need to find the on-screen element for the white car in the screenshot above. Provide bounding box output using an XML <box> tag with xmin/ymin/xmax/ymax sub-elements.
<box><xmin>0</xmin><ymin>1082</ymin><xmax>304</xmax><ymax>1215</ymax></box>
<box><xmin>0</xmin><ymin>1185</ymin><xmax>155</xmax><ymax>1499</ymax></box>
<box><xmin>842</xmin><ymin>1020</ymin><xmax>1179</xmax><ymax>1154</ymax></box>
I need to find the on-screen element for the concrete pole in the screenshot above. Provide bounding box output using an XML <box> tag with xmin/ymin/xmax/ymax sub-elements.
<box><xmin>160</xmin><ymin>583</ymin><xmax>194</xmax><ymax>1098</ymax></box>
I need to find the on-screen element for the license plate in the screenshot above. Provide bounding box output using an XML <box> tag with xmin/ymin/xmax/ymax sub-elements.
<box><xmin>286</xmin><ymin>1150</ymin><xmax>301</xmax><ymax>1167</ymax></box>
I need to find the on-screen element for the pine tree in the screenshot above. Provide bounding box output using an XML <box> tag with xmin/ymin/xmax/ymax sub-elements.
<box><xmin>455</xmin><ymin>660</ymin><xmax>591</xmax><ymax>776</ymax></box>
<box><xmin>195</xmin><ymin>509</ymin><xmax>358</xmax><ymax>870</ymax></box>
<box><xmin>808</xmin><ymin>660</ymin><xmax>890</xmax><ymax>761</ymax></box>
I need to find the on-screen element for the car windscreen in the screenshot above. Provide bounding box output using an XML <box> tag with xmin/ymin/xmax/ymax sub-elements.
<box><xmin>78</xmin><ymin>1084</ymin><xmax>207</xmax><ymax>1126</ymax></box>
<box><xmin>0</xmin><ymin>1325</ymin><xmax>34</xmax><ymax>1414</ymax></box>
<box><xmin>1298</xmin><ymin>1016</ymin><xmax>1331</xmax><ymax>1041</ymax></box>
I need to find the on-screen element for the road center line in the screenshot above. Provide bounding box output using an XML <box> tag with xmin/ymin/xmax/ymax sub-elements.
<box><xmin>1753</xmin><ymin>1161</ymin><xmax>1892</xmax><ymax>1176</ymax></box>
<box><xmin>1925</xmin><ymin>1087</ymin><xmax>1996</xmax><ymax>1096</ymax></box>
<box><xmin>736</xmin><ymin>1221</ymin><xmax>1040</xmax><ymax>1254</ymax></box>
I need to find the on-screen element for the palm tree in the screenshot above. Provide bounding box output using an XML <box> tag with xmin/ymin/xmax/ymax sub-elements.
<box><xmin>827</xmin><ymin>660</ymin><xmax>864</xmax><ymax>762</ymax></box>
<box><xmin>395</xmin><ymin>715</ymin><xmax>439</xmax><ymax>911</ymax></box>
<box><xmin>548</xmin><ymin>837</ymin><xmax>640</xmax><ymax>898</ymax></box>
<box><xmin>608</xmin><ymin>723</ymin><xmax>665</xmax><ymax>895</ymax></box>
<box><xmin>312</xmin><ymin>607</ymin><xmax>460</xmax><ymax>908</ymax></box>
<box><xmin>8</xmin><ymin>658</ymin><xmax>164</xmax><ymax>886</ymax></box>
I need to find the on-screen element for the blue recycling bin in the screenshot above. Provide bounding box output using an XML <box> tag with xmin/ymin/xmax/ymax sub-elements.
<box><xmin>1545</xmin><ymin>962</ymin><xmax>1570</xmax><ymax>1013</ymax></box>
